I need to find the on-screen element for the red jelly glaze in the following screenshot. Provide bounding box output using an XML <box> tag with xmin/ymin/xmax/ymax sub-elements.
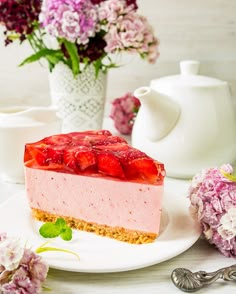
<box><xmin>24</xmin><ymin>130</ymin><xmax>165</xmax><ymax>184</ymax></box>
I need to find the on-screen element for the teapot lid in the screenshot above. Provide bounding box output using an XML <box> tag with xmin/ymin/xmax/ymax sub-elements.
<box><xmin>151</xmin><ymin>60</ymin><xmax>227</xmax><ymax>88</ymax></box>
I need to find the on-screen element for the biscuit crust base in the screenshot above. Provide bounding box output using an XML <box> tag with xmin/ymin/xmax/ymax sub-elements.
<box><xmin>32</xmin><ymin>208</ymin><xmax>157</xmax><ymax>244</ymax></box>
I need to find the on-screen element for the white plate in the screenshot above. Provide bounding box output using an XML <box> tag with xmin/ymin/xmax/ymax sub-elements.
<box><xmin>0</xmin><ymin>178</ymin><xmax>200</xmax><ymax>273</ymax></box>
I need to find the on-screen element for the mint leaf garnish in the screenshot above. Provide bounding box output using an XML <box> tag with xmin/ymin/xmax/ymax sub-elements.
<box><xmin>60</xmin><ymin>227</ymin><xmax>72</xmax><ymax>241</ymax></box>
<box><xmin>55</xmin><ymin>218</ymin><xmax>67</xmax><ymax>229</ymax></box>
<box><xmin>39</xmin><ymin>223</ymin><xmax>61</xmax><ymax>238</ymax></box>
<box><xmin>39</xmin><ymin>218</ymin><xmax>73</xmax><ymax>241</ymax></box>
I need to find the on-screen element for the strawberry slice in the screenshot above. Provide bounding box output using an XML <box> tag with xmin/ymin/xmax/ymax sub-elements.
<box><xmin>97</xmin><ymin>152</ymin><xmax>125</xmax><ymax>178</ymax></box>
<box><xmin>70</xmin><ymin>134</ymin><xmax>107</xmax><ymax>146</ymax></box>
<box><xmin>96</xmin><ymin>130</ymin><xmax>112</xmax><ymax>136</ymax></box>
<box><xmin>70</xmin><ymin>130</ymin><xmax>111</xmax><ymax>143</ymax></box>
<box><xmin>117</xmin><ymin>148</ymin><xmax>146</xmax><ymax>165</ymax></box>
<box><xmin>70</xmin><ymin>130</ymin><xmax>111</xmax><ymax>137</ymax></box>
<box><xmin>46</xmin><ymin>146</ymin><xmax>65</xmax><ymax>164</ymax></box>
<box><xmin>63</xmin><ymin>147</ymin><xmax>79</xmax><ymax>171</ymax></box>
<box><xmin>156</xmin><ymin>162</ymin><xmax>166</xmax><ymax>181</ymax></box>
<box><xmin>95</xmin><ymin>143</ymin><xmax>129</xmax><ymax>152</ymax></box>
<box><xmin>24</xmin><ymin>143</ymin><xmax>48</xmax><ymax>167</ymax></box>
<box><xmin>93</xmin><ymin>136</ymin><xmax>127</xmax><ymax>146</ymax></box>
<box><xmin>44</xmin><ymin>134</ymin><xmax>72</xmax><ymax>146</ymax></box>
<box><xmin>124</xmin><ymin>157</ymin><xmax>159</xmax><ymax>183</ymax></box>
<box><xmin>75</xmin><ymin>149</ymin><xmax>96</xmax><ymax>170</ymax></box>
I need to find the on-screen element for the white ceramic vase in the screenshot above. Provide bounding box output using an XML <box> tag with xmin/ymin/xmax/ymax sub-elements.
<box><xmin>49</xmin><ymin>62</ymin><xmax>107</xmax><ymax>133</ymax></box>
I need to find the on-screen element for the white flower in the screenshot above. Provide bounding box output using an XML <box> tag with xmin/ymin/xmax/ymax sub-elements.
<box><xmin>204</xmin><ymin>227</ymin><xmax>213</xmax><ymax>240</ymax></box>
<box><xmin>189</xmin><ymin>193</ymin><xmax>204</xmax><ymax>220</ymax></box>
<box><xmin>61</xmin><ymin>10</ymin><xmax>81</xmax><ymax>42</ymax></box>
<box><xmin>220</xmin><ymin>164</ymin><xmax>233</xmax><ymax>174</ymax></box>
<box><xmin>217</xmin><ymin>207</ymin><xmax>236</xmax><ymax>240</ymax></box>
<box><xmin>191</xmin><ymin>168</ymin><xmax>207</xmax><ymax>188</ymax></box>
<box><xmin>0</xmin><ymin>237</ymin><xmax>24</xmax><ymax>271</ymax></box>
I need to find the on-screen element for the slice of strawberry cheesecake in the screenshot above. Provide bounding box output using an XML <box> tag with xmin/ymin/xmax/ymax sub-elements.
<box><xmin>24</xmin><ymin>130</ymin><xmax>165</xmax><ymax>244</ymax></box>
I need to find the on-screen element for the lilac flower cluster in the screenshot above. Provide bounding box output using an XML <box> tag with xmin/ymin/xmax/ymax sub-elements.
<box><xmin>40</xmin><ymin>0</ymin><xmax>98</xmax><ymax>44</ymax></box>
<box><xmin>0</xmin><ymin>233</ymin><xmax>49</xmax><ymax>294</ymax></box>
<box><xmin>0</xmin><ymin>0</ymin><xmax>159</xmax><ymax>74</ymax></box>
<box><xmin>99</xmin><ymin>0</ymin><xmax>159</xmax><ymax>63</ymax></box>
<box><xmin>110</xmin><ymin>92</ymin><xmax>141</xmax><ymax>135</ymax></box>
<box><xmin>40</xmin><ymin>0</ymin><xmax>158</xmax><ymax>63</ymax></box>
<box><xmin>188</xmin><ymin>164</ymin><xmax>236</xmax><ymax>257</ymax></box>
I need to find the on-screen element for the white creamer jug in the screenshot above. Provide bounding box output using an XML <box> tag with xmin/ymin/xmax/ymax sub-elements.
<box><xmin>0</xmin><ymin>106</ymin><xmax>61</xmax><ymax>183</ymax></box>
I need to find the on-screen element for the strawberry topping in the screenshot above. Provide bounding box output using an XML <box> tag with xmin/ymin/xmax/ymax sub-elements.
<box><xmin>24</xmin><ymin>130</ymin><xmax>165</xmax><ymax>184</ymax></box>
<box><xmin>97</xmin><ymin>152</ymin><xmax>125</xmax><ymax>178</ymax></box>
<box><xmin>75</xmin><ymin>149</ymin><xmax>96</xmax><ymax>171</ymax></box>
<box><xmin>44</xmin><ymin>134</ymin><xmax>72</xmax><ymax>145</ymax></box>
<box><xmin>63</xmin><ymin>147</ymin><xmax>79</xmax><ymax>171</ymax></box>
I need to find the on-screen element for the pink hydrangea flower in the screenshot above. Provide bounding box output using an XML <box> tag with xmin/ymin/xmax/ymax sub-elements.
<box><xmin>99</xmin><ymin>0</ymin><xmax>159</xmax><ymax>63</ymax></box>
<box><xmin>0</xmin><ymin>237</ymin><xmax>24</xmax><ymax>271</ymax></box>
<box><xmin>98</xmin><ymin>0</ymin><xmax>134</xmax><ymax>24</ymax></box>
<box><xmin>110</xmin><ymin>92</ymin><xmax>141</xmax><ymax>135</ymax></box>
<box><xmin>1</xmin><ymin>0</ymin><xmax>159</xmax><ymax>75</ymax></box>
<box><xmin>0</xmin><ymin>233</ymin><xmax>49</xmax><ymax>294</ymax></box>
<box><xmin>40</xmin><ymin>0</ymin><xmax>98</xmax><ymax>44</ymax></box>
<box><xmin>188</xmin><ymin>164</ymin><xmax>236</xmax><ymax>257</ymax></box>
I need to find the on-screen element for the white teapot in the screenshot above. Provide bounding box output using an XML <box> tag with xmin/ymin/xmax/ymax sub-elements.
<box><xmin>132</xmin><ymin>60</ymin><xmax>236</xmax><ymax>178</ymax></box>
<box><xmin>0</xmin><ymin>106</ymin><xmax>61</xmax><ymax>183</ymax></box>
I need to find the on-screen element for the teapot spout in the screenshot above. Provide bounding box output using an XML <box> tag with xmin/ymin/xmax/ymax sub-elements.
<box><xmin>134</xmin><ymin>87</ymin><xmax>180</xmax><ymax>141</ymax></box>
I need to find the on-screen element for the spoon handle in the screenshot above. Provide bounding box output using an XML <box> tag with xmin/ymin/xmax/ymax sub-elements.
<box><xmin>171</xmin><ymin>264</ymin><xmax>236</xmax><ymax>292</ymax></box>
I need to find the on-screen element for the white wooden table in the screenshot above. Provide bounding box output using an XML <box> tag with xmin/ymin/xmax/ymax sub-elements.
<box><xmin>0</xmin><ymin>177</ymin><xmax>235</xmax><ymax>294</ymax></box>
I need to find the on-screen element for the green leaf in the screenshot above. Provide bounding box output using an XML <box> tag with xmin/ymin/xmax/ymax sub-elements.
<box><xmin>55</xmin><ymin>218</ymin><xmax>67</xmax><ymax>229</ymax></box>
<box><xmin>60</xmin><ymin>227</ymin><xmax>72</xmax><ymax>241</ymax></box>
<box><xmin>39</xmin><ymin>223</ymin><xmax>61</xmax><ymax>238</ymax></box>
<box><xmin>42</xmin><ymin>286</ymin><xmax>52</xmax><ymax>292</ymax></box>
<box><xmin>93</xmin><ymin>59</ymin><xmax>102</xmax><ymax>78</ymax></box>
<box><xmin>19</xmin><ymin>49</ymin><xmax>64</xmax><ymax>67</ymax></box>
<box><xmin>221</xmin><ymin>170</ymin><xmax>236</xmax><ymax>182</ymax></box>
<box><xmin>39</xmin><ymin>218</ymin><xmax>73</xmax><ymax>241</ymax></box>
<box><xmin>63</xmin><ymin>39</ymin><xmax>80</xmax><ymax>76</ymax></box>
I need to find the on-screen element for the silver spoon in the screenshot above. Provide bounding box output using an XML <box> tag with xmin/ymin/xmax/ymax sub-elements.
<box><xmin>171</xmin><ymin>264</ymin><xmax>236</xmax><ymax>292</ymax></box>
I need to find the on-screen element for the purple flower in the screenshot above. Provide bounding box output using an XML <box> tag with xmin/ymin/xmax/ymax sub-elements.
<box><xmin>76</xmin><ymin>35</ymin><xmax>107</xmax><ymax>61</ymax></box>
<box><xmin>0</xmin><ymin>237</ymin><xmax>24</xmax><ymax>271</ymax></box>
<box><xmin>0</xmin><ymin>233</ymin><xmax>49</xmax><ymax>294</ymax></box>
<box><xmin>99</xmin><ymin>5</ymin><xmax>159</xmax><ymax>64</ymax></box>
<box><xmin>0</xmin><ymin>0</ymin><xmax>159</xmax><ymax>74</ymax></box>
<box><xmin>0</xmin><ymin>0</ymin><xmax>41</xmax><ymax>45</ymax></box>
<box><xmin>188</xmin><ymin>165</ymin><xmax>236</xmax><ymax>257</ymax></box>
<box><xmin>40</xmin><ymin>0</ymin><xmax>98</xmax><ymax>44</ymax></box>
<box><xmin>110</xmin><ymin>92</ymin><xmax>141</xmax><ymax>135</ymax></box>
<box><xmin>2</xmin><ymin>267</ymin><xmax>41</xmax><ymax>294</ymax></box>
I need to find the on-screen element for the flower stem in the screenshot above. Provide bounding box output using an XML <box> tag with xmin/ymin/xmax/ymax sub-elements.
<box><xmin>35</xmin><ymin>241</ymin><xmax>80</xmax><ymax>260</ymax></box>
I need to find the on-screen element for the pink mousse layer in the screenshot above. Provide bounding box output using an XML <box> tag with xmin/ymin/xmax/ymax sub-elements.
<box><xmin>25</xmin><ymin>167</ymin><xmax>164</xmax><ymax>234</ymax></box>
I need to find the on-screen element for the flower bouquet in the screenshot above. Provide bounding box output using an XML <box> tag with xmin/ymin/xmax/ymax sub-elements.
<box><xmin>188</xmin><ymin>164</ymin><xmax>236</xmax><ymax>257</ymax></box>
<box><xmin>0</xmin><ymin>0</ymin><xmax>159</xmax><ymax>132</ymax></box>
<box><xmin>0</xmin><ymin>0</ymin><xmax>159</xmax><ymax>76</ymax></box>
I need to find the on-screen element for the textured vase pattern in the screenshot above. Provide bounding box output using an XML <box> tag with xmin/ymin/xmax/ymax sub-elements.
<box><xmin>49</xmin><ymin>63</ymin><xmax>107</xmax><ymax>133</ymax></box>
